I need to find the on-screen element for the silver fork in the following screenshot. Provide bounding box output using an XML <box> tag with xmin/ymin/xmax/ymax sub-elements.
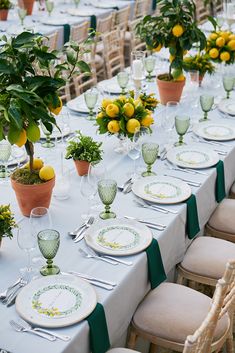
<box><xmin>3</xmin><ymin>279</ymin><xmax>28</xmax><ymax>306</ymax></box>
<box><xmin>74</xmin><ymin>216</ymin><xmax>95</xmax><ymax>243</ymax></box>
<box><xmin>9</xmin><ymin>320</ymin><xmax>56</xmax><ymax>341</ymax></box>
<box><xmin>18</xmin><ymin>319</ymin><xmax>70</xmax><ymax>341</ymax></box>
<box><xmin>0</xmin><ymin>278</ymin><xmax>22</xmax><ymax>300</ymax></box>
<box><xmin>78</xmin><ymin>248</ymin><xmax>118</xmax><ymax>265</ymax></box>
<box><xmin>134</xmin><ymin>198</ymin><xmax>178</xmax><ymax>214</ymax></box>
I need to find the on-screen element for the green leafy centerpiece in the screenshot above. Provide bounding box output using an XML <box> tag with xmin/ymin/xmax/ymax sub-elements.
<box><xmin>0</xmin><ymin>31</ymin><xmax>91</xmax><ymax>216</ymax></box>
<box><xmin>0</xmin><ymin>204</ymin><xmax>17</xmax><ymax>246</ymax></box>
<box><xmin>183</xmin><ymin>53</ymin><xmax>215</xmax><ymax>86</ymax></box>
<box><xmin>0</xmin><ymin>0</ymin><xmax>13</xmax><ymax>21</ymax></box>
<box><xmin>136</xmin><ymin>0</ymin><xmax>206</xmax><ymax>104</ymax></box>
<box><xmin>66</xmin><ymin>131</ymin><xmax>103</xmax><ymax>176</ymax></box>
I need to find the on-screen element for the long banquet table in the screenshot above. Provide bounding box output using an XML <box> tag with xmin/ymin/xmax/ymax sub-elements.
<box><xmin>1</xmin><ymin>69</ymin><xmax>235</xmax><ymax>352</ymax></box>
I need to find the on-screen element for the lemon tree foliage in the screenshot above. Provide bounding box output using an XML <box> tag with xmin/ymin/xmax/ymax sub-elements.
<box><xmin>0</xmin><ymin>31</ymin><xmax>92</xmax><ymax>173</ymax></box>
<box><xmin>136</xmin><ymin>0</ymin><xmax>207</xmax><ymax>80</ymax></box>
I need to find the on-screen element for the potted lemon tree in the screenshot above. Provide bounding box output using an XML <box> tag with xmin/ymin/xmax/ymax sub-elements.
<box><xmin>0</xmin><ymin>31</ymin><xmax>91</xmax><ymax>216</ymax></box>
<box><xmin>136</xmin><ymin>0</ymin><xmax>206</xmax><ymax>104</ymax></box>
<box><xmin>0</xmin><ymin>0</ymin><xmax>12</xmax><ymax>20</ymax></box>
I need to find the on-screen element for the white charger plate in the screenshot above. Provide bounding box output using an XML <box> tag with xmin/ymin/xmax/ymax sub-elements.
<box><xmin>98</xmin><ymin>79</ymin><xmax>133</xmax><ymax>94</ymax></box>
<box><xmin>16</xmin><ymin>275</ymin><xmax>97</xmax><ymax>328</ymax></box>
<box><xmin>67</xmin><ymin>95</ymin><xmax>101</xmax><ymax>114</ymax></box>
<box><xmin>40</xmin><ymin>18</ymin><xmax>69</xmax><ymax>26</ymax></box>
<box><xmin>218</xmin><ymin>99</ymin><xmax>235</xmax><ymax>116</ymax></box>
<box><xmin>167</xmin><ymin>144</ymin><xmax>219</xmax><ymax>169</ymax></box>
<box><xmin>40</xmin><ymin>126</ymin><xmax>71</xmax><ymax>140</ymax></box>
<box><xmin>193</xmin><ymin>121</ymin><xmax>235</xmax><ymax>141</ymax></box>
<box><xmin>85</xmin><ymin>218</ymin><xmax>152</xmax><ymax>256</ymax></box>
<box><xmin>132</xmin><ymin>176</ymin><xmax>191</xmax><ymax>204</ymax></box>
<box><xmin>66</xmin><ymin>8</ymin><xmax>94</xmax><ymax>16</ymax></box>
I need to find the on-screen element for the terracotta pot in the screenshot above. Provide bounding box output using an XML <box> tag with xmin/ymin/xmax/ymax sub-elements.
<box><xmin>0</xmin><ymin>10</ymin><xmax>8</xmax><ymax>21</ymax></box>
<box><xmin>11</xmin><ymin>177</ymin><xmax>55</xmax><ymax>217</ymax></box>
<box><xmin>18</xmin><ymin>0</ymin><xmax>35</xmax><ymax>15</ymax></box>
<box><xmin>74</xmin><ymin>160</ymin><xmax>90</xmax><ymax>176</ymax></box>
<box><xmin>157</xmin><ymin>75</ymin><xmax>186</xmax><ymax>105</ymax></box>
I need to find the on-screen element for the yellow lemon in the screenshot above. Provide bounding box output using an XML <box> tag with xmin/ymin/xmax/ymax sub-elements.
<box><xmin>228</xmin><ymin>39</ymin><xmax>235</xmax><ymax>51</ymax></box>
<box><xmin>175</xmin><ymin>74</ymin><xmax>185</xmax><ymax>81</ymax></box>
<box><xmin>169</xmin><ymin>54</ymin><xmax>175</xmax><ymax>63</ymax></box>
<box><xmin>106</xmin><ymin>103</ymin><xmax>119</xmax><ymax>118</ymax></box>
<box><xmin>141</xmin><ymin>114</ymin><xmax>154</xmax><ymax>127</ymax></box>
<box><xmin>26</xmin><ymin>122</ymin><xmax>40</xmax><ymax>142</ymax></box>
<box><xmin>97</xmin><ymin>112</ymin><xmax>104</xmax><ymax>119</ymax></box>
<box><xmin>25</xmin><ymin>158</ymin><xmax>44</xmax><ymax>170</ymax></box>
<box><xmin>209</xmin><ymin>32</ymin><xmax>218</xmax><ymax>40</ymax></box>
<box><xmin>48</xmin><ymin>97</ymin><xmax>62</xmax><ymax>116</ymax></box>
<box><xmin>153</xmin><ymin>43</ymin><xmax>162</xmax><ymax>52</ymax></box>
<box><xmin>209</xmin><ymin>48</ymin><xmax>219</xmax><ymax>59</ymax></box>
<box><xmin>172</xmin><ymin>24</ymin><xmax>184</xmax><ymax>37</ymax></box>
<box><xmin>107</xmin><ymin>120</ymin><xmax>120</xmax><ymax>133</ymax></box>
<box><xmin>39</xmin><ymin>165</ymin><xmax>55</xmax><ymax>181</ymax></box>
<box><xmin>220</xmin><ymin>31</ymin><xmax>230</xmax><ymax>42</ymax></box>
<box><xmin>220</xmin><ymin>51</ymin><xmax>230</xmax><ymax>61</ymax></box>
<box><xmin>126</xmin><ymin>118</ymin><xmax>140</xmax><ymax>134</ymax></box>
<box><xmin>15</xmin><ymin>129</ymin><xmax>27</xmax><ymax>147</ymax></box>
<box><xmin>229</xmin><ymin>34</ymin><xmax>235</xmax><ymax>41</ymax></box>
<box><xmin>102</xmin><ymin>98</ymin><xmax>113</xmax><ymax>108</ymax></box>
<box><xmin>123</xmin><ymin>103</ymin><xmax>135</xmax><ymax>118</ymax></box>
<box><xmin>216</xmin><ymin>36</ymin><xmax>225</xmax><ymax>47</ymax></box>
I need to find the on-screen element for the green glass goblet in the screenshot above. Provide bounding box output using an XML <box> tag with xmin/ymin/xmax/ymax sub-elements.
<box><xmin>117</xmin><ymin>71</ymin><xmax>129</xmax><ymax>94</ymax></box>
<box><xmin>84</xmin><ymin>88</ymin><xmax>99</xmax><ymax>120</ymax></box>
<box><xmin>175</xmin><ymin>115</ymin><xmax>190</xmax><ymax>146</ymax></box>
<box><xmin>37</xmin><ymin>229</ymin><xmax>60</xmax><ymax>276</ymax></box>
<box><xmin>18</xmin><ymin>8</ymin><xmax>27</xmax><ymax>27</ymax></box>
<box><xmin>199</xmin><ymin>95</ymin><xmax>214</xmax><ymax>122</ymax></box>
<box><xmin>144</xmin><ymin>55</ymin><xmax>156</xmax><ymax>82</ymax></box>
<box><xmin>98</xmin><ymin>179</ymin><xmax>117</xmax><ymax>219</ymax></box>
<box><xmin>74</xmin><ymin>0</ymin><xmax>80</xmax><ymax>7</ymax></box>
<box><xmin>45</xmin><ymin>0</ymin><xmax>54</xmax><ymax>16</ymax></box>
<box><xmin>141</xmin><ymin>142</ymin><xmax>159</xmax><ymax>176</ymax></box>
<box><xmin>223</xmin><ymin>75</ymin><xmax>234</xmax><ymax>99</ymax></box>
<box><xmin>40</xmin><ymin>122</ymin><xmax>55</xmax><ymax>148</ymax></box>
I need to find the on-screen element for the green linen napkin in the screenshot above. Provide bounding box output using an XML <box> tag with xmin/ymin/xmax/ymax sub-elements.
<box><xmin>90</xmin><ymin>15</ymin><xmax>97</xmax><ymax>30</ymax></box>
<box><xmin>145</xmin><ymin>238</ymin><xmax>166</xmax><ymax>289</ymax></box>
<box><xmin>215</xmin><ymin>160</ymin><xmax>226</xmax><ymax>203</ymax></box>
<box><xmin>152</xmin><ymin>0</ymin><xmax>157</xmax><ymax>10</ymax></box>
<box><xmin>186</xmin><ymin>194</ymin><xmax>200</xmax><ymax>239</ymax></box>
<box><xmin>87</xmin><ymin>303</ymin><xmax>110</xmax><ymax>353</ymax></box>
<box><xmin>63</xmin><ymin>24</ymin><xmax>71</xmax><ymax>44</ymax></box>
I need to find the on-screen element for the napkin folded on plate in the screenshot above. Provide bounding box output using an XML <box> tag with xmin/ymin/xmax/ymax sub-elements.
<box><xmin>145</xmin><ymin>238</ymin><xmax>167</xmax><ymax>289</ymax></box>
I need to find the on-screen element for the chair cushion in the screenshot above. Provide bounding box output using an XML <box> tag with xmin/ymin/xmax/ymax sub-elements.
<box><xmin>181</xmin><ymin>236</ymin><xmax>235</xmax><ymax>279</ymax></box>
<box><xmin>208</xmin><ymin>199</ymin><xmax>235</xmax><ymax>235</ymax></box>
<box><xmin>107</xmin><ymin>349</ymin><xmax>140</xmax><ymax>353</ymax></box>
<box><xmin>133</xmin><ymin>283</ymin><xmax>229</xmax><ymax>344</ymax></box>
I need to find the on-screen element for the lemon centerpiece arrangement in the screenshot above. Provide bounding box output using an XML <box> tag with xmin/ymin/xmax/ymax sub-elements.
<box><xmin>0</xmin><ymin>204</ymin><xmax>17</xmax><ymax>247</ymax></box>
<box><xmin>96</xmin><ymin>92</ymin><xmax>159</xmax><ymax>139</ymax></box>
<box><xmin>0</xmin><ymin>31</ymin><xmax>91</xmax><ymax>216</ymax></box>
<box><xmin>136</xmin><ymin>0</ymin><xmax>206</xmax><ymax>104</ymax></box>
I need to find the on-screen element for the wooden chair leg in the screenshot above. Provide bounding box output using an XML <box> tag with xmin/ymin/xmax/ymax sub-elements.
<box><xmin>127</xmin><ymin>329</ymin><xmax>137</xmax><ymax>350</ymax></box>
<box><xmin>149</xmin><ymin>343</ymin><xmax>158</xmax><ymax>353</ymax></box>
<box><xmin>176</xmin><ymin>271</ymin><xmax>184</xmax><ymax>285</ymax></box>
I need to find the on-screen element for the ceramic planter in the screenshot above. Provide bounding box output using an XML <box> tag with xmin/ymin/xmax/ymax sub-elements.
<box><xmin>157</xmin><ymin>75</ymin><xmax>186</xmax><ymax>105</ymax></box>
<box><xmin>0</xmin><ymin>10</ymin><xmax>9</xmax><ymax>21</ymax></box>
<box><xmin>11</xmin><ymin>177</ymin><xmax>55</xmax><ymax>217</ymax></box>
<box><xmin>74</xmin><ymin>160</ymin><xmax>90</xmax><ymax>176</ymax></box>
<box><xmin>18</xmin><ymin>0</ymin><xmax>35</xmax><ymax>15</ymax></box>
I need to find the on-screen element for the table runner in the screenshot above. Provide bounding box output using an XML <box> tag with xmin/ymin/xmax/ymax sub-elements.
<box><xmin>87</xmin><ymin>303</ymin><xmax>110</xmax><ymax>353</ymax></box>
<box><xmin>215</xmin><ymin>160</ymin><xmax>226</xmax><ymax>203</ymax></box>
<box><xmin>146</xmin><ymin>238</ymin><xmax>166</xmax><ymax>289</ymax></box>
<box><xmin>186</xmin><ymin>195</ymin><xmax>200</xmax><ymax>240</ymax></box>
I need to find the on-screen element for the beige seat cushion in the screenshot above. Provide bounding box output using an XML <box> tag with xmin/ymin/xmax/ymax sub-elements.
<box><xmin>181</xmin><ymin>236</ymin><xmax>235</xmax><ymax>279</ymax></box>
<box><xmin>133</xmin><ymin>283</ymin><xmax>229</xmax><ymax>344</ymax></box>
<box><xmin>208</xmin><ymin>199</ymin><xmax>235</xmax><ymax>235</ymax></box>
<box><xmin>107</xmin><ymin>349</ymin><xmax>140</xmax><ymax>353</ymax></box>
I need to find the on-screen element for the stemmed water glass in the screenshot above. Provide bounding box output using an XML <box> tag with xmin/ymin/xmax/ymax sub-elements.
<box><xmin>223</xmin><ymin>75</ymin><xmax>234</xmax><ymax>99</ymax></box>
<box><xmin>162</xmin><ymin>101</ymin><xmax>179</xmax><ymax>139</ymax></box>
<box><xmin>17</xmin><ymin>221</ymin><xmax>37</xmax><ymax>278</ymax></box>
<box><xmin>98</xmin><ymin>179</ymin><xmax>117</xmax><ymax>219</ymax></box>
<box><xmin>175</xmin><ymin>115</ymin><xmax>190</xmax><ymax>146</ymax></box>
<box><xmin>0</xmin><ymin>140</ymin><xmax>12</xmax><ymax>178</ymax></box>
<box><xmin>127</xmin><ymin>128</ymin><xmax>145</xmax><ymax>180</ymax></box>
<box><xmin>11</xmin><ymin>146</ymin><xmax>26</xmax><ymax>169</ymax></box>
<box><xmin>74</xmin><ymin>0</ymin><xmax>80</xmax><ymax>8</ymax></box>
<box><xmin>84</xmin><ymin>88</ymin><xmax>99</xmax><ymax>120</ymax></box>
<box><xmin>144</xmin><ymin>55</ymin><xmax>156</xmax><ymax>82</ymax></box>
<box><xmin>199</xmin><ymin>95</ymin><xmax>214</xmax><ymax>121</ymax></box>
<box><xmin>37</xmin><ymin>229</ymin><xmax>60</xmax><ymax>276</ymax></box>
<box><xmin>117</xmin><ymin>72</ymin><xmax>129</xmax><ymax>94</ymax></box>
<box><xmin>141</xmin><ymin>142</ymin><xmax>159</xmax><ymax>176</ymax></box>
<box><xmin>45</xmin><ymin>0</ymin><xmax>54</xmax><ymax>16</ymax></box>
<box><xmin>80</xmin><ymin>175</ymin><xmax>97</xmax><ymax>220</ymax></box>
<box><xmin>18</xmin><ymin>8</ymin><xmax>27</xmax><ymax>26</ymax></box>
<box><xmin>40</xmin><ymin>122</ymin><xmax>55</xmax><ymax>148</ymax></box>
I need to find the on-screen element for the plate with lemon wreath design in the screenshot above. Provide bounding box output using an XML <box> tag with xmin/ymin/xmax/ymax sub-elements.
<box><xmin>84</xmin><ymin>218</ymin><xmax>152</xmax><ymax>256</ymax></box>
<box><xmin>193</xmin><ymin>121</ymin><xmax>235</xmax><ymax>141</ymax></box>
<box><xmin>132</xmin><ymin>176</ymin><xmax>191</xmax><ymax>204</ymax></box>
<box><xmin>16</xmin><ymin>275</ymin><xmax>97</xmax><ymax>328</ymax></box>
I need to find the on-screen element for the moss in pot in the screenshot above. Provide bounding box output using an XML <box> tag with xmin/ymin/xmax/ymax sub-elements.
<box><xmin>65</xmin><ymin>131</ymin><xmax>103</xmax><ymax>176</ymax></box>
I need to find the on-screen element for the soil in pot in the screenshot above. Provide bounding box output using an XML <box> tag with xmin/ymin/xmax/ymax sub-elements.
<box><xmin>157</xmin><ymin>74</ymin><xmax>186</xmax><ymax>105</ymax></box>
<box><xmin>74</xmin><ymin>160</ymin><xmax>90</xmax><ymax>176</ymax></box>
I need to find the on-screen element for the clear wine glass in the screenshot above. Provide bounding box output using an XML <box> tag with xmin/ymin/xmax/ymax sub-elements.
<box><xmin>175</xmin><ymin>115</ymin><xmax>190</xmax><ymax>146</ymax></box>
<box><xmin>127</xmin><ymin>129</ymin><xmax>143</xmax><ymax>180</ymax></box>
<box><xmin>80</xmin><ymin>175</ymin><xmax>97</xmax><ymax>220</ymax></box>
<box><xmin>37</xmin><ymin>229</ymin><xmax>60</xmax><ymax>276</ymax></box>
<box><xmin>98</xmin><ymin>179</ymin><xmax>117</xmax><ymax>219</ymax></box>
<box><xmin>11</xmin><ymin>146</ymin><xmax>26</xmax><ymax>169</ymax></box>
<box><xmin>84</xmin><ymin>87</ymin><xmax>99</xmax><ymax>120</ymax></box>
<box><xmin>30</xmin><ymin>207</ymin><xmax>52</xmax><ymax>238</ymax></box>
<box><xmin>45</xmin><ymin>0</ymin><xmax>54</xmax><ymax>16</ymax></box>
<box><xmin>144</xmin><ymin>55</ymin><xmax>156</xmax><ymax>81</ymax></box>
<box><xmin>199</xmin><ymin>94</ymin><xmax>214</xmax><ymax>121</ymax></box>
<box><xmin>117</xmin><ymin>71</ymin><xmax>129</xmax><ymax>94</ymax></box>
<box><xmin>17</xmin><ymin>221</ymin><xmax>37</xmax><ymax>278</ymax></box>
<box><xmin>223</xmin><ymin>75</ymin><xmax>234</xmax><ymax>99</ymax></box>
<box><xmin>0</xmin><ymin>140</ymin><xmax>12</xmax><ymax>179</ymax></box>
<box><xmin>18</xmin><ymin>7</ymin><xmax>27</xmax><ymax>26</ymax></box>
<box><xmin>141</xmin><ymin>142</ymin><xmax>159</xmax><ymax>176</ymax></box>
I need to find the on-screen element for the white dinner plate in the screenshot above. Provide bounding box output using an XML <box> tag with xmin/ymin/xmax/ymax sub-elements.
<box><xmin>167</xmin><ymin>144</ymin><xmax>219</xmax><ymax>169</ymax></box>
<box><xmin>66</xmin><ymin>8</ymin><xmax>94</xmax><ymax>16</ymax></box>
<box><xmin>85</xmin><ymin>218</ymin><xmax>152</xmax><ymax>256</ymax></box>
<box><xmin>16</xmin><ymin>275</ymin><xmax>97</xmax><ymax>328</ymax></box>
<box><xmin>132</xmin><ymin>176</ymin><xmax>191</xmax><ymax>204</ymax></box>
<box><xmin>193</xmin><ymin>121</ymin><xmax>235</xmax><ymax>141</ymax></box>
<box><xmin>40</xmin><ymin>126</ymin><xmax>71</xmax><ymax>140</ymax></box>
<box><xmin>98</xmin><ymin>79</ymin><xmax>133</xmax><ymax>94</ymax></box>
<box><xmin>218</xmin><ymin>99</ymin><xmax>235</xmax><ymax>116</ymax></box>
<box><xmin>40</xmin><ymin>18</ymin><xmax>69</xmax><ymax>26</ymax></box>
<box><xmin>67</xmin><ymin>95</ymin><xmax>101</xmax><ymax>114</ymax></box>
<box><xmin>92</xmin><ymin>2</ymin><xmax>118</xmax><ymax>9</ymax></box>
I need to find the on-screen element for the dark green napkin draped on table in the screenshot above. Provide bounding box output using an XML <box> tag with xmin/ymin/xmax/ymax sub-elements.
<box><xmin>87</xmin><ymin>303</ymin><xmax>110</xmax><ymax>353</ymax></box>
<box><xmin>215</xmin><ymin>160</ymin><xmax>226</xmax><ymax>203</ymax></box>
<box><xmin>63</xmin><ymin>24</ymin><xmax>71</xmax><ymax>44</ymax></box>
<box><xmin>186</xmin><ymin>194</ymin><xmax>200</xmax><ymax>240</ymax></box>
<box><xmin>145</xmin><ymin>238</ymin><xmax>166</xmax><ymax>289</ymax></box>
<box><xmin>152</xmin><ymin>0</ymin><xmax>157</xmax><ymax>10</ymax></box>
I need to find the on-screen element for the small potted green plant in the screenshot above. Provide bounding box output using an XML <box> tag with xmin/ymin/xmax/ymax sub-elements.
<box><xmin>136</xmin><ymin>0</ymin><xmax>206</xmax><ymax>104</ymax></box>
<box><xmin>0</xmin><ymin>0</ymin><xmax>13</xmax><ymax>21</ymax></box>
<box><xmin>0</xmin><ymin>204</ymin><xmax>17</xmax><ymax>247</ymax></box>
<box><xmin>183</xmin><ymin>53</ymin><xmax>215</xmax><ymax>86</ymax></box>
<box><xmin>65</xmin><ymin>131</ymin><xmax>103</xmax><ymax>176</ymax></box>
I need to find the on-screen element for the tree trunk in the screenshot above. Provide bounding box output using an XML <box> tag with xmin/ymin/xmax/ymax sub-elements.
<box><xmin>25</xmin><ymin>140</ymin><xmax>34</xmax><ymax>173</ymax></box>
